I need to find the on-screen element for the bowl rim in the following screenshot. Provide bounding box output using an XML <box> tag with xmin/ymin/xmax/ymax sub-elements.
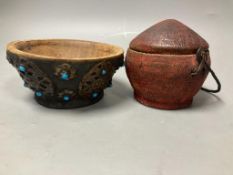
<box><xmin>7</xmin><ymin>39</ymin><xmax>124</xmax><ymax>61</ymax></box>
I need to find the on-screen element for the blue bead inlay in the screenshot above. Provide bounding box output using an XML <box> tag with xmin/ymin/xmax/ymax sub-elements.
<box><xmin>63</xmin><ymin>95</ymin><xmax>70</xmax><ymax>101</ymax></box>
<box><xmin>101</xmin><ymin>69</ymin><xmax>107</xmax><ymax>75</ymax></box>
<box><xmin>18</xmin><ymin>65</ymin><xmax>26</xmax><ymax>73</ymax></box>
<box><xmin>35</xmin><ymin>91</ymin><xmax>43</xmax><ymax>97</ymax></box>
<box><xmin>92</xmin><ymin>92</ymin><xmax>99</xmax><ymax>98</ymax></box>
<box><xmin>61</xmin><ymin>72</ymin><xmax>69</xmax><ymax>80</ymax></box>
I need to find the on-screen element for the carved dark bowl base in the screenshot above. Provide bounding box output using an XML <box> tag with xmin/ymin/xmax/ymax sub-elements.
<box><xmin>35</xmin><ymin>92</ymin><xmax>104</xmax><ymax>109</ymax></box>
<box><xmin>134</xmin><ymin>92</ymin><xmax>193</xmax><ymax>110</ymax></box>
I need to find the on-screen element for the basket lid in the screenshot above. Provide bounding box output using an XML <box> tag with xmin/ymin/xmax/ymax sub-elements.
<box><xmin>129</xmin><ymin>19</ymin><xmax>209</xmax><ymax>54</ymax></box>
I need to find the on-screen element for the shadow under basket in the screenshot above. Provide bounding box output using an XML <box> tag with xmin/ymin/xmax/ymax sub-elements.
<box><xmin>6</xmin><ymin>39</ymin><xmax>124</xmax><ymax>109</ymax></box>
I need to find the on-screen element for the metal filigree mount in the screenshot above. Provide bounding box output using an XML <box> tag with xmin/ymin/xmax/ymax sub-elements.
<box><xmin>14</xmin><ymin>58</ymin><xmax>54</xmax><ymax>96</ymax></box>
<box><xmin>58</xmin><ymin>89</ymin><xmax>76</xmax><ymax>101</ymax></box>
<box><xmin>79</xmin><ymin>61</ymin><xmax>115</xmax><ymax>98</ymax></box>
<box><xmin>54</xmin><ymin>63</ymin><xmax>77</xmax><ymax>80</ymax></box>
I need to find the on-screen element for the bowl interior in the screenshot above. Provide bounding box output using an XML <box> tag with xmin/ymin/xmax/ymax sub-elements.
<box><xmin>8</xmin><ymin>39</ymin><xmax>123</xmax><ymax>60</ymax></box>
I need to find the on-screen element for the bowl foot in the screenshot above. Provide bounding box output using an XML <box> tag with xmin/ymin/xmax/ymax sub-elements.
<box><xmin>35</xmin><ymin>92</ymin><xmax>104</xmax><ymax>109</ymax></box>
<box><xmin>134</xmin><ymin>93</ymin><xmax>193</xmax><ymax>110</ymax></box>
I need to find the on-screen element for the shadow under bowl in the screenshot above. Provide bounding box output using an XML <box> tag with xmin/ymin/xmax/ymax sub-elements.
<box><xmin>6</xmin><ymin>39</ymin><xmax>124</xmax><ymax>109</ymax></box>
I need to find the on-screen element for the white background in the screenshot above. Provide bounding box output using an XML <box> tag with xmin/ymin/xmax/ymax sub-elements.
<box><xmin>0</xmin><ymin>0</ymin><xmax>233</xmax><ymax>175</ymax></box>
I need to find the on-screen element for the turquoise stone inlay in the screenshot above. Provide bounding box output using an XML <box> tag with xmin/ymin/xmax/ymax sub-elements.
<box><xmin>63</xmin><ymin>95</ymin><xmax>70</xmax><ymax>101</ymax></box>
<box><xmin>35</xmin><ymin>91</ymin><xmax>43</xmax><ymax>97</ymax></box>
<box><xmin>61</xmin><ymin>72</ymin><xmax>69</xmax><ymax>80</ymax></box>
<box><xmin>92</xmin><ymin>92</ymin><xmax>99</xmax><ymax>98</ymax></box>
<box><xmin>101</xmin><ymin>69</ymin><xmax>107</xmax><ymax>75</ymax></box>
<box><xmin>18</xmin><ymin>65</ymin><xmax>26</xmax><ymax>73</ymax></box>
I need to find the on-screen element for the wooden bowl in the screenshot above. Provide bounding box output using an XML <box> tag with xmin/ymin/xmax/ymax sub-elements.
<box><xmin>7</xmin><ymin>39</ymin><xmax>124</xmax><ymax>109</ymax></box>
